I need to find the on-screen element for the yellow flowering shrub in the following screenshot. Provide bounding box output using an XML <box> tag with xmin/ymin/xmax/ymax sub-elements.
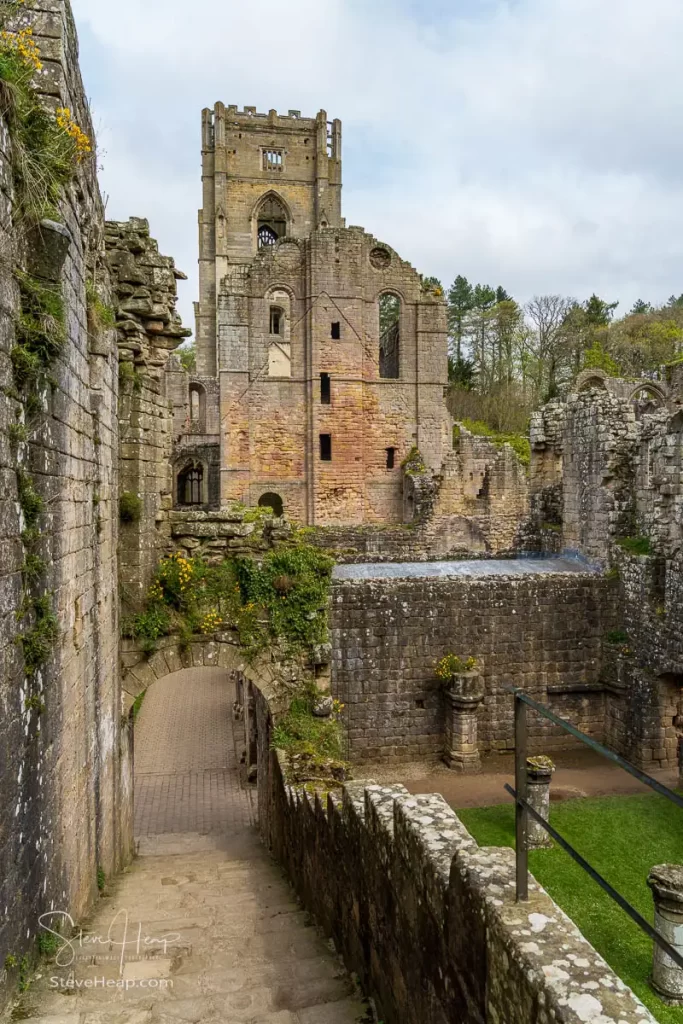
<box><xmin>56</xmin><ymin>106</ymin><xmax>91</xmax><ymax>161</ymax></box>
<box><xmin>0</xmin><ymin>25</ymin><xmax>41</xmax><ymax>70</ymax></box>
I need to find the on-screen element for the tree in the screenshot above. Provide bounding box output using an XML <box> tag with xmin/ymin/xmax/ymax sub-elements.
<box><xmin>524</xmin><ymin>295</ymin><xmax>575</xmax><ymax>400</ymax></box>
<box><xmin>178</xmin><ymin>341</ymin><xmax>196</xmax><ymax>373</ymax></box>
<box><xmin>448</xmin><ymin>355</ymin><xmax>475</xmax><ymax>388</ymax></box>
<box><xmin>629</xmin><ymin>299</ymin><xmax>652</xmax><ymax>316</ymax></box>
<box><xmin>447</xmin><ymin>276</ymin><xmax>474</xmax><ymax>363</ymax></box>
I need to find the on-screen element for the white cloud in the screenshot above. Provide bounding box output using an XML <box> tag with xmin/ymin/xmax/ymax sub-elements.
<box><xmin>72</xmin><ymin>0</ymin><xmax>683</xmax><ymax>331</ymax></box>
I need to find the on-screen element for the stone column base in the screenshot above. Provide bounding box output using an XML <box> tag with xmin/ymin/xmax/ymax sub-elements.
<box><xmin>443</xmin><ymin>750</ymin><xmax>481</xmax><ymax>773</ymax></box>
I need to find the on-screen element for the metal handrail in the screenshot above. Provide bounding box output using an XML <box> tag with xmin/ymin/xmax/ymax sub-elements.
<box><xmin>505</xmin><ymin>685</ymin><xmax>683</xmax><ymax>971</ymax></box>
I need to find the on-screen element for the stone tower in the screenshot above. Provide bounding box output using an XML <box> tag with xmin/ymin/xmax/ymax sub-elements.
<box><xmin>196</xmin><ymin>105</ymin><xmax>343</xmax><ymax>376</ymax></box>
<box><xmin>168</xmin><ymin>103</ymin><xmax>450</xmax><ymax>526</ymax></box>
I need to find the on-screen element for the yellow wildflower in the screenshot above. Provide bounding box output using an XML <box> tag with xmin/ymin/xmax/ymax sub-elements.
<box><xmin>56</xmin><ymin>106</ymin><xmax>92</xmax><ymax>162</ymax></box>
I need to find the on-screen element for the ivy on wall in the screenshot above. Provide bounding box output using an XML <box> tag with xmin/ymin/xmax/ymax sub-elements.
<box><xmin>123</xmin><ymin>542</ymin><xmax>335</xmax><ymax>661</ymax></box>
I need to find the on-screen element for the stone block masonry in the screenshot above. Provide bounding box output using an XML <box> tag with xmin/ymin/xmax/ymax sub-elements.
<box><xmin>0</xmin><ymin>0</ymin><xmax>132</xmax><ymax>1006</ymax></box>
<box><xmin>330</xmin><ymin>562</ymin><xmax>616</xmax><ymax>762</ymax></box>
<box><xmin>253</xmin><ymin>683</ymin><xmax>656</xmax><ymax>1024</ymax></box>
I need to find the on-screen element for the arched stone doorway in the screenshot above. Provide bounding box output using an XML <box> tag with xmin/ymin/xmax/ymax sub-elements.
<box><xmin>132</xmin><ymin>662</ymin><xmax>254</xmax><ymax>839</ymax></box>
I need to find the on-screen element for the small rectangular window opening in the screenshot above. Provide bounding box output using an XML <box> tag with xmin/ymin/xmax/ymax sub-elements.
<box><xmin>386</xmin><ymin>447</ymin><xmax>396</xmax><ymax>469</ymax></box>
<box><xmin>263</xmin><ymin>149</ymin><xmax>283</xmax><ymax>171</ymax></box>
<box><xmin>269</xmin><ymin>307</ymin><xmax>282</xmax><ymax>335</ymax></box>
<box><xmin>320</xmin><ymin>434</ymin><xmax>332</xmax><ymax>461</ymax></box>
<box><xmin>320</xmin><ymin>373</ymin><xmax>331</xmax><ymax>404</ymax></box>
<box><xmin>331</xmin><ymin>322</ymin><xmax>341</xmax><ymax>340</ymax></box>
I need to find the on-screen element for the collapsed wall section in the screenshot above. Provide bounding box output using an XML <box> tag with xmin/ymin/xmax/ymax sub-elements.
<box><xmin>331</xmin><ymin>567</ymin><xmax>616</xmax><ymax>761</ymax></box>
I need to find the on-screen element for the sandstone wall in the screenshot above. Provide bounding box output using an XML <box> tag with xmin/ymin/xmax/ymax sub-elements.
<box><xmin>106</xmin><ymin>218</ymin><xmax>190</xmax><ymax>611</ymax></box>
<box><xmin>0</xmin><ymin>1</ymin><xmax>131</xmax><ymax>1001</ymax></box>
<box><xmin>252</xmin><ymin>686</ymin><xmax>656</xmax><ymax>1024</ymax></box>
<box><xmin>331</xmin><ymin>570</ymin><xmax>616</xmax><ymax>761</ymax></box>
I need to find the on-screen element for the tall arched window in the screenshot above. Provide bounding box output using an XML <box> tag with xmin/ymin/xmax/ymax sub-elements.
<box><xmin>257</xmin><ymin>194</ymin><xmax>287</xmax><ymax>248</ymax></box>
<box><xmin>379</xmin><ymin>293</ymin><xmax>400</xmax><ymax>379</ymax></box>
<box><xmin>188</xmin><ymin>383</ymin><xmax>206</xmax><ymax>432</ymax></box>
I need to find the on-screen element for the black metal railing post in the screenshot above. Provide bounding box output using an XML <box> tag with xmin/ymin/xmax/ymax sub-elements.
<box><xmin>514</xmin><ymin>690</ymin><xmax>529</xmax><ymax>901</ymax></box>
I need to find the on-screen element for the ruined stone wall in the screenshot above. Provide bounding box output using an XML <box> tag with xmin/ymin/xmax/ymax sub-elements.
<box><xmin>331</xmin><ymin>571</ymin><xmax>615</xmax><ymax>761</ymax></box>
<box><xmin>106</xmin><ymin>218</ymin><xmax>190</xmax><ymax>611</ymax></box>
<box><xmin>196</xmin><ymin>104</ymin><xmax>342</xmax><ymax>377</ymax></box>
<box><xmin>0</xmin><ymin>1</ymin><xmax>132</xmax><ymax>1001</ymax></box>
<box><xmin>530</xmin><ymin>377</ymin><xmax>683</xmax><ymax>768</ymax></box>
<box><xmin>213</xmin><ymin>221</ymin><xmax>450</xmax><ymax>526</ymax></box>
<box><xmin>252</xmin><ymin>687</ymin><xmax>656</xmax><ymax>1024</ymax></box>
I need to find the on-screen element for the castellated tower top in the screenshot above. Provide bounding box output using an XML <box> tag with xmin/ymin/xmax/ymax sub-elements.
<box><xmin>196</xmin><ymin>102</ymin><xmax>343</xmax><ymax>374</ymax></box>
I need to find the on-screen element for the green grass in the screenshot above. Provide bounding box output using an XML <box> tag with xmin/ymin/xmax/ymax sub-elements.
<box><xmin>458</xmin><ymin>794</ymin><xmax>683</xmax><ymax>1023</ymax></box>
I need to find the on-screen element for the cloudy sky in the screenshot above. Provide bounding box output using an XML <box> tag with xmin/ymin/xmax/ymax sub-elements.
<box><xmin>71</xmin><ymin>0</ymin><xmax>683</xmax><ymax>335</ymax></box>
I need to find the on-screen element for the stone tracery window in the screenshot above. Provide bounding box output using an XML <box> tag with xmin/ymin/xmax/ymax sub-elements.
<box><xmin>257</xmin><ymin>194</ymin><xmax>287</xmax><ymax>248</ymax></box>
<box><xmin>178</xmin><ymin>464</ymin><xmax>204</xmax><ymax>506</ymax></box>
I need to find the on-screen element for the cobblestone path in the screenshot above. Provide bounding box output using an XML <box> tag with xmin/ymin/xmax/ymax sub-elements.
<box><xmin>134</xmin><ymin>667</ymin><xmax>254</xmax><ymax>837</ymax></box>
<box><xmin>10</xmin><ymin>668</ymin><xmax>368</xmax><ymax>1024</ymax></box>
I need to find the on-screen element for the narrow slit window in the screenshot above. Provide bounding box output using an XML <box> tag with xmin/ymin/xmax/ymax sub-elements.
<box><xmin>269</xmin><ymin>306</ymin><xmax>283</xmax><ymax>335</ymax></box>
<box><xmin>386</xmin><ymin>447</ymin><xmax>395</xmax><ymax>469</ymax></box>
<box><xmin>331</xmin><ymin>321</ymin><xmax>341</xmax><ymax>340</ymax></box>
<box><xmin>320</xmin><ymin>434</ymin><xmax>332</xmax><ymax>461</ymax></box>
<box><xmin>320</xmin><ymin>373</ymin><xmax>331</xmax><ymax>404</ymax></box>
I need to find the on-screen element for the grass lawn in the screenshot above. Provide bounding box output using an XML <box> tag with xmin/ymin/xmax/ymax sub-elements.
<box><xmin>457</xmin><ymin>793</ymin><xmax>683</xmax><ymax>1024</ymax></box>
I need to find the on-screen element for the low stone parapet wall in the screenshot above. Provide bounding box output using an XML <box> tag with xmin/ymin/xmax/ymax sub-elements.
<box><xmin>254</xmin><ymin>684</ymin><xmax>655</xmax><ymax>1023</ymax></box>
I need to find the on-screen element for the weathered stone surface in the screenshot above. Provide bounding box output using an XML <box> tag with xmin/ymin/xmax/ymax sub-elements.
<box><xmin>252</xmin><ymin>681</ymin><xmax>657</xmax><ymax>1024</ymax></box>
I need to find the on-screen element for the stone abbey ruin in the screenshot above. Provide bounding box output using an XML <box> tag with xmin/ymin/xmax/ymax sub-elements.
<box><xmin>0</xmin><ymin>3</ymin><xmax>682</xmax><ymax>1023</ymax></box>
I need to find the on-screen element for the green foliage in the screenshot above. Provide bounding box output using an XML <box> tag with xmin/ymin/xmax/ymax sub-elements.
<box><xmin>118</xmin><ymin>360</ymin><xmax>143</xmax><ymax>392</ymax></box>
<box><xmin>0</xmin><ymin>8</ymin><xmax>87</xmax><ymax>224</ymax></box>
<box><xmin>541</xmin><ymin>521</ymin><xmax>562</xmax><ymax>533</ymax></box>
<box><xmin>458</xmin><ymin>419</ymin><xmax>531</xmax><ymax>466</ymax></box>
<box><xmin>401</xmin><ymin>446</ymin><xmax>427</xmax><ymax>476</ymax></box>
<box><xmin>582</xmin><ymin>341</ymin><xmax>620</xmax><ymax>376</ymax></box>
<box><xmin>24</xmin><ymin>694</ymin><xmax>45</xmax><ymax>714</ymax></box>
<box><xmin>178</xmin><ymin>341</ymin><xmax>196</xmax><ymax>373</ymax></box>
<box><xmin>130</xmin><ymin>538</ymin><xmax>334</xmax><ymax>663</ymax></box>
<box><xmin>605</xmin><ymin>565</ymin><xmax>620</xmax><ymax>581</ymax></box>
<box><xmin>36</xmin><ymin>930</ymin><xmax>59</xmax><ymax>956</ymax></box>
<box><xmin>4</xmin><ymin>953</ymin><xmax>17</xmax><ymax>970</ymax></box>
<box><xmin>123</xmin><ymin>605</ymin><xmax>171</xmax><ymax>654</ymax></box>
<box><xmin>86</xmin><ymin>279</ymin><xmax>115</xmax><ymax>331</ymax></box>
<box><xmin>606</xmin><ymin>629</ymin><xmax>629</xmax><ymax>645</ymax></box>
<box><xmin>21</xmin><ymin>551</ymin><xmax>45</xmax><ymax>582</ymax></box>
<box><xmin>234</xmin><ymin>545</ymin><xmax>334</xmax><ymax>657</ymax></box>
<box><xmin>435</xmin><ymin>653</ymin><xmax>478</xmax><ymax>680</ymax></box>
<box><xmin>18</xmin><ymin>596</ymin><xmax>59</xmax><ymax>674</ymax></box>
<box><xmin>272</xmin><ymin>688</ymin><xmax>344</xmax><ymax>761</ymax></box>
<box><xmin>459</xmin><ymin>794</ymin><xmax>683</xmax><ymax>1024</ymax></box>
<box><xmin>131</xmin><ymin>689</ymin><xmax>146</xmax><ymax>722</ymax></box>
<box><xmin>119</xmin><ymin>490</ymin><xmax>142</xmax><ymax>523</ymax></box>
<box><xmin>616</xmin><ymin>536</ymin><xmax>652</xmax><ymax>556</ymax></box>
<box><xmin>8</xmin><ymin>421</ymin><xmax>27</xmax><ymax>444</ymax></box>
<box><xmin>17</xmin><ymin>469</ymin><xmax>43</xmax><ymax>527</ymax></box>
<box><xmin>96</xmin><ymin>867</ymin><xmax>105</xmax><ymax>892</ymax></box>
<box><xmin>12</xmin><ymin>272</ymin><xmax>66</xmax><ymax>397</ymax></box>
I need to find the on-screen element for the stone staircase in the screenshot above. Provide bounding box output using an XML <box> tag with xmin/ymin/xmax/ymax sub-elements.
<box><xmin>10</xmin><ymin>831</ymin><xmax>370</xmax><ymax>1024</ymax></box>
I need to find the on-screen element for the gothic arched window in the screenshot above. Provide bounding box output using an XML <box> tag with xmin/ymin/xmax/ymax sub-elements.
<box><xmin>256</xmin><ymin>194</ymin><xmax>287</xmax><ymax>249</ymax></box>
<box><xmin>178</xmin><ymin>464</ymin><xmax>204</xmax><ymax>506</ymax></box>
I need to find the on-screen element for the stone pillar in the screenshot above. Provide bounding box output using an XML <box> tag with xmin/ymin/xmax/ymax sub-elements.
<box><xmin>648</xmin><ymin>864</ymin><xmax>683</xmax><ymax>1004</ymax></box>
<box><xmin>443</xmin><ymin>672</ymin><xmax>485</xmax><ymax>772</ymax></box>
<box><xmin>526</xmin><ymin>757</ymin><xmax>554</xmax><ymax>849</ymax></box>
